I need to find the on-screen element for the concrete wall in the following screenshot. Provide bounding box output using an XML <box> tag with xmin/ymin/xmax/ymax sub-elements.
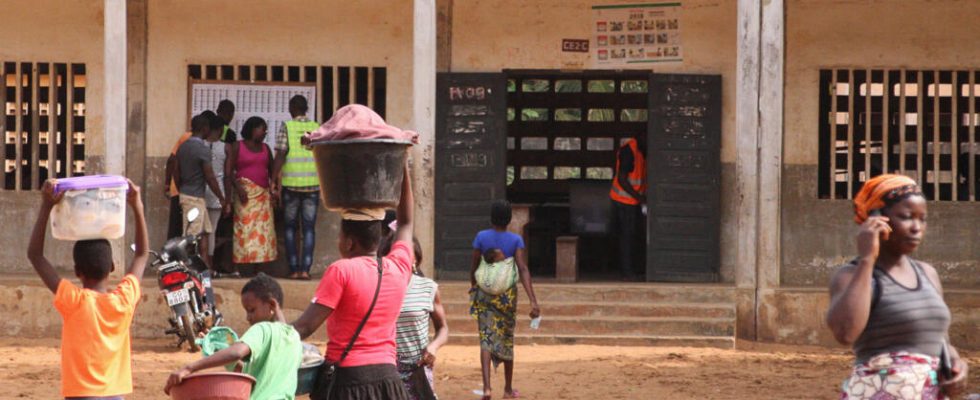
<box><xmin>0</xmin><ymin>1</ymin><xmax>105</xmax><ymax>272</ymax></box>
<box><xmin>143</xmin><ymin>0</ymin><xmax>416</xmax><ymax>273</ymax></box>
<box><xmin>781</xmin><ymin>0</ymin><xmax>980</xmax><ymax>288</ymax></box>
<box><xmin>449</xmin><ymin>0</ymin><xmax>740</xmax><ymax>282</ymax></box>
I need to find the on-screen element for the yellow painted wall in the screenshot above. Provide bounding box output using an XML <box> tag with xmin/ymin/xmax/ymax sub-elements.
<box><xmin>145</xmin><ymin>0</ymin><xmax>414</xmax><ymax>156</ymax></box>
<box><xmin>450</xmin><ymin>0</ymin><xmax>737</xmax><ymax>163</ymax></box>
<box><xmin>0</xmin><ymin>0</ymin><xmax>105</xmax><ymax>156</ymax></box>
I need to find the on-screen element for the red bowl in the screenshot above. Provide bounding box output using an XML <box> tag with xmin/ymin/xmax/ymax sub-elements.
<box><xmin>170</xmin><ymin>371</ymin><xmax>255</xmax><ymax>400</ymax></box>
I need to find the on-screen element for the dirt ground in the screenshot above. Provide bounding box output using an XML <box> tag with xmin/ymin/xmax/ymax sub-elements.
<box><xmin>0</xmin><ymin>338</ymin><xmax>976</xmax><ymax>399</ymax></box>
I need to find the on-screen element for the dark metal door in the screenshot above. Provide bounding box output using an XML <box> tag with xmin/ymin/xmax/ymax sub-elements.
<box><xmin>646</xmin><ymin>74</ymin><xmax>722</xmax><ymax>282</ymax></box>
<box><xmin>435</xmin><ymin>73</ymin><xmax>507</xmax><ymax>280</ymax></box>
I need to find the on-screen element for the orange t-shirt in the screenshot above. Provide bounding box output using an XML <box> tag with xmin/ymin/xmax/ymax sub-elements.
<box><xmin>168</xmin><ymin>131</ymin><xmax>193</xmax><ymax>197</ymax></box>
<box><xmin>54</xmin><ymin>275</ymin><xmax>142</xmax><ymax>397</ymax></box>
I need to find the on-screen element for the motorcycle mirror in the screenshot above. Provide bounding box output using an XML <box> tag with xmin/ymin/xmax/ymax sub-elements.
<box><xmin>187</xmin><ymin>208</ymin><xmax>200</xmax><ymax>223</ymax></box>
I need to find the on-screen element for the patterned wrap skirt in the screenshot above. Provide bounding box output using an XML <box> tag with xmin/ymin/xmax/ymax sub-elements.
<box><xmin>840</xmin><ymin>352</ymin><xmax>946</xmax><ymax>400</ymax></box>
<box><xmin>469</xmin><ymin>285</ymin><xmax>517</xmax><ymax>367</ymax></box>
<box><xmin>233</xmin><ymin>177</ymin><xmax>277</xmax><ymax>264</ymax></box>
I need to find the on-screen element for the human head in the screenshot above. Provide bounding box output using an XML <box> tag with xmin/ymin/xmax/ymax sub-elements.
<box><xmin>490</xmin><ymin>200</ymin><xmax>512</xmax><ymax>228</ymax></box>
<box><xmin>190</xmin><ymin>113</ymin><xmax>210</xmax><ymax>137</ymax></box>
<box><xmin>483</xmin><ymin>248</ymin><xmax>505</xmax><ymax>264</ymax></box>
<box><xmin>338</xmin><ymin>219</ymin><xmax>382</xmax><ymax>258</ymax></box>
<box><xmin>240</xmin><ymin>116</ymin><xmax>268</xmax><ymax>143</ymax></box>
<box><xmin>199</xmin><ymin>110</ymin><xmax>222</xmax><ymax>142</ymax></box>
<box><xmin>73</xmin><ymin>239</ymin><xmax>114</xmax><ymax>281</ymax></box>
<box><xmin>289</xmin><ymin>95</ymin><xmax>309</xmax><ymax>117</ymax></box>
<box><xmin>240</xmin><ymin>273</ymin><xmax>283</xmax><ymax>325</ymax></box>
<box><xmin>216</xmin><ymin>100</ymin><xmax>235</xmax><ymax>124</ymax></box>
<box><xmin>853</xmin><ymin>174</ymin><xmax>927</xmax><ymax>255</ymax></box>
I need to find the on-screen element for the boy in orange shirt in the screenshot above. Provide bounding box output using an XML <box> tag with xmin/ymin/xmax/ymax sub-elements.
<box><xmin>27</xmin><ymin>179</ymin><xmax>149</xmax><ymax>400</ymax></box>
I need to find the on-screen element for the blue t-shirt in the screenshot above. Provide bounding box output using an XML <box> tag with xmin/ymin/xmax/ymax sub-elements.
<box><xmin>472</xmin><ymin>229</ymin><xmax>525</xmax><ymax>258</ymax></box>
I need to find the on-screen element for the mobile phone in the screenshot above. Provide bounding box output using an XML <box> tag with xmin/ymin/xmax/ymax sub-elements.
<box><xmin>869</xmin><ymin>209</ymin><xmax>882</xmax><ymax>217</ymax></box>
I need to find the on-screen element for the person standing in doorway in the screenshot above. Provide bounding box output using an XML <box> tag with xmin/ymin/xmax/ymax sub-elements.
<box><xmin>226</xmin><ymin>116</ymin><xmax>278</xmax><ymax>275</ymax></box>
<box><xmin>272</xmin><ymin>95</ymin><xmax>321</xmax><ymax>280</ymax></box>
<box><xmin>469</xmin><ymin>200</ymin><xmax>540</xmax><ymax>400</ymax></box>
<box><xmin>610</xmin><ymin>137</ymin><xmax>647</xmax><ymax>281</ymax></box>
<box><xmin>176</xmin><ymin>113</ymin><xmax>229</xmax><ymax>271</ymax></box>
<box><xmin>217</xmin><ymin>99</ymin><xmax>238</xmax><ymax>144</ymax></box>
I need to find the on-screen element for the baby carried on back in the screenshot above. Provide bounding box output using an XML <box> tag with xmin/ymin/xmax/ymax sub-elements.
<box><xmin>474</xmin><ymin>248</ymin><xmax>518</xmax><ymax>295</ymax></box>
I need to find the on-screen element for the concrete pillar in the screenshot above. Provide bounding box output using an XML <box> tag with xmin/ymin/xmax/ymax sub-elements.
<box><xmin>758</xmin><ymin>0</ymin><xmax>784</xmax><ymax>291</ymax></box>
<box><xmin>126</xmin><ymin>0</ymin><xmax>147</xmax><ymax>188</ymax></box>
<box><xmin>104</xmin><ymin>0</ymin><xmax>127</xmax><ymax>176</ymax></box>
<box><xmin>555</xmin><ymin>236</ymin><xmax>579</xmax><ymax>283</ymax></box>
<box><xmin>413</xmin><ymin>0</ymin><xmax>437</xmax><ymax>278</ymax></box>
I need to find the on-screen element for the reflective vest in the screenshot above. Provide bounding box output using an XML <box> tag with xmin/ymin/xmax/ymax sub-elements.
<box><xmin>281</xmin><ymin>119</ymin><xmax>321</xmax><ymax>188</ymax></box>
<box><xmin>220</xmin><ymin>125</ymin><xmax>234</xmax><ymax>142</ymax></box>
<box><xmin>610</xmin><ymin>139</ymin><xmax>647</xmax><ymax>205</ymax></box>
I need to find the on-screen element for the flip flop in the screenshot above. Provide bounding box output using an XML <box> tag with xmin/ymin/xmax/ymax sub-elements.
<box><xmin>503</xmin><ymin>390</ymin><xmax>520</xmax><ymax>399</ymax></box>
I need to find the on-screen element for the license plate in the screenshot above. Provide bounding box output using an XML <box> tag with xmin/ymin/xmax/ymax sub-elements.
<box><xmin>165</xmin><ymin>289</ymin><xmax>190</xmax><ymax>306</ymax></box>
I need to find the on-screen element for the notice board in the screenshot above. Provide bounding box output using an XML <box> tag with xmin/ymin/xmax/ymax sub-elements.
<box><xmin>188</xmin><ymin>81</ymin><xmax>318</xmax><ymax>149</ymax></box>
<box><xmin>593</xmin><ymin>2</ymin><xmax>683</xmax><ymax>67</ymax></box>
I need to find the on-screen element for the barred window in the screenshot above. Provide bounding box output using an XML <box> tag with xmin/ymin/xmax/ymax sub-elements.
<box><xmin>3</xmin><ymin>62</ymin><xmax>86</xmax><ymax>191</ymax></box>
<box><xmin>819</xmin><ymin>69</ymin><xmax>980</xmax><ymax>201</ymax></box>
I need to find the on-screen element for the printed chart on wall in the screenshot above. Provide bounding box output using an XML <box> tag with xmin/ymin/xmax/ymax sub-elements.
<box><xmin>593</xmin><ymin>2</ymin><xmax>683</xmax><ymax>67</ymax></box>
<box><xmin>190</xmin><ymin>82</ymin><xmax>318</xmax><ymax>150</ymax></box>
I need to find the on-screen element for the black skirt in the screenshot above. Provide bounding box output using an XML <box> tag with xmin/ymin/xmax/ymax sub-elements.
<box><xmin>327</xmin><ymin>364</ymin><xmax>409</xmax><ymax>400</ymax></box>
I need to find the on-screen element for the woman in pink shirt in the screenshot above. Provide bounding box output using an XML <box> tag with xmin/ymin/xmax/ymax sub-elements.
<box><xmin>292</xmin><ymin>162</ymin><xmax>415</xmax><ymax>400</ymax></box>
<box><xmin>224</xmin><ymin>116</ymin><xmax>278</xmax><ymax>274</ymax></box>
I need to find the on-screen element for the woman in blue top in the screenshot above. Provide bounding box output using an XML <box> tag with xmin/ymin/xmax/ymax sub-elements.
<box><xmin>469</xmin><ymin>200</ymin><xmax>540</xmax><ymax>400</ymax></box>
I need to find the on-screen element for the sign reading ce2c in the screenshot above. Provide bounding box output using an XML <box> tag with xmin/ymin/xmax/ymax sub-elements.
<box><xmin>562</xmin><ymin>39</ymin><xmax>590</xmax><ymax>53</ymax></box>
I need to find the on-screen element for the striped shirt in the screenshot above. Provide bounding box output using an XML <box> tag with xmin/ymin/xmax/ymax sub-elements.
<box><xmin>396</xmin><ymin>275</ymin><xmax>437</xmax><ymax>365</ymax></box>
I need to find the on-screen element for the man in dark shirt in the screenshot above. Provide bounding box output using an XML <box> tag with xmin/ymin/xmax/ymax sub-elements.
<box><xmin>176</xmin><ymin>113</ymin><xmax>228</xmax><ymax>270</ymax></box>
<box><xmin>610</xmin><ymin>137</ymin><xmax>647</xmax><ymax>281</ymax></box>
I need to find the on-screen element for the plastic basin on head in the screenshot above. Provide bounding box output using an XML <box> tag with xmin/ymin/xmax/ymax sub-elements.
<box><xmin>310</xmin><ymin>139</ymin><xmax>412</xmax><ymax>210</ymax></box>
<box><xmin>296</xmin><ymin>359</ymin><xmax>324</xmax><ymax>395</ymax></box>
<box><xmin>169</xmin><ymin>372</ymin><xmax>255</xmax><ymax>400</ymax></box>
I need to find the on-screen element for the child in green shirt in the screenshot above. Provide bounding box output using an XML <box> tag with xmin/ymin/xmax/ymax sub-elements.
<box><xmin>165</xmin><ymin>274</ymin><xmax>303</xmax><ymax>399</ymax></box>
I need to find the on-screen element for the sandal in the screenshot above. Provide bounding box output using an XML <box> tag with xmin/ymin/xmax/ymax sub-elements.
<box><xmin>503</xmin><ymin>390</ymin><xmax>520</xmax><ymax>399</ymax></box>
<box><xmin>299</xmin><ymin>272</ymin><xmax>312</xmax><ymax>281</ymax></box>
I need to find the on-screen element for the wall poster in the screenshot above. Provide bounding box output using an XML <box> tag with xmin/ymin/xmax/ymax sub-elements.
<box><xmin>189</xmin><ymin>82</ymin><xmax>317</xmax><ymax>150</ymax></box>
<box><xmin>593</xmin><ymin>2</ymin><xmax>683</xmax><ymax>67</ymax></box>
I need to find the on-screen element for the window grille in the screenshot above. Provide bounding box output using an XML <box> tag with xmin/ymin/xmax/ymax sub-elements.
<box><xmin>2</xmin><ymin>62</ymin><xmax>86</xmax><ymax>191</ymax></box>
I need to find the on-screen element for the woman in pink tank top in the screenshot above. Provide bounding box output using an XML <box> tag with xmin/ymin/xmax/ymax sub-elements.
<box><xmin>224</xmin><ymin>116</ymin><xmax>278</xmax><ymax>269</ymax></box>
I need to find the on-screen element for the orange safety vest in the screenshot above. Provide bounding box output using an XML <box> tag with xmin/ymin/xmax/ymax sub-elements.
<box><xmin>610</xmin><ymin>139</ymin><xmax>647</xmax><ymax>205</ymax></box>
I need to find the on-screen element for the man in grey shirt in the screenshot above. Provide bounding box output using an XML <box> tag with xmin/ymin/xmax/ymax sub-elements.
<box><xmin>176</xmin><ymin>112</ymin><xmax>228</xmax><ymax>270</ymax></box>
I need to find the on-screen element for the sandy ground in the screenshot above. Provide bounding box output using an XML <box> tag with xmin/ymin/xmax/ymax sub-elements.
<box><xmin>0</xmin><ymin>338</ymin><xmax>976</xmax><ymax>399</ymax></box>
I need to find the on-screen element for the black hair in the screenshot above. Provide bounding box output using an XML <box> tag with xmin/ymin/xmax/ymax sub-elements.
<box><xmin>191</xmin><ymin>113</ymin><xmax>210</xmax><ymax>134</ymax></box>
<box><xmin>490</xmin><ymin>200</ymin><xmax>512</xmax><ymax>227</ymax></box>
<box><xmin>240</xmin><ymin>116</ymin><xmax>267</xmax><ymax>141</ymax></box>
<box><xmin>341</xmin><ymin>220</ymin><xmax>383</xmax><ymax>252</ymax></box>
<box><xmin>73</xmin><ymin>239</ymin><xmax>113</xmax><ymax>280</ymax></box>
<box><xmin>204</xmin><ymin>110</ymin><xmax>225</xmax><ymax>130</ymax></box>
<box><xmin>217</xmin><ymin>99</ymin><xmax>235</xmax><ymax>113</ymax></box>
<box><xmin>378</xmin><ymin>235</ymin><xmax>424</xmax><ymax>276</ymax></box>
<box><xmin>483</xmin><ymin>248</ymin><xmax>502</xmax><ymax>264</ymax></box>
<box><xmin>241</xmin><ymin>273</ymin><xmax>284</xmax><ymax>306</ymax></box>
<box><xmin>381</xmin><ymin>210</ymin><xmax>397</xmax><ymax>235</ymax></box>
<box><xmin>289</xmin><ymin>95</ymin><xmax>309</xmax><ymax>114</ymax></box>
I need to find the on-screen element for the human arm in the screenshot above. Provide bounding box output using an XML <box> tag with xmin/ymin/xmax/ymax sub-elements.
<box><xmin>825</xmin><ymin>215</ymin><xmax>892</xmax><ymax>345</ymax></box>
<box><xmin>920</xmin><ymin>261</ymin><xmax>970</xmax><ymax>395</ymax></box>
<box><xmin>202</xmin><ymin>158</ymin><xmax>226</xmax><ymax>208</ymax></box>
<box><xmin>616</xmin><ymin>146</ymin><xmax>645</xmax><ymax>202</ymax></box>
<box><xmin>224</xmin><ymin>143</ymin><xmax>247</xmax><ymax>205</ymax></box>
<box><xmin>165</xmin><ymin>154</ymin><xmax>177</xmax><ymax>198</ymax></box>
<box><xmin>394</xmin><ymin>160</ymin><xmax>414</xmax><ymax>245</ymax></box>
<box><xmin>164</xmin><ymin>342</ymin><xmax>251</xmax><ymax>394</ymax></box>
<box><xmin>271</xmin><ymin>149</ymin><xmax>287</xmax><ymax>197</ymax></box>
<box><xmin>469</xmin><ymin>250</ymin><xmax>482</xmax><ymax>288</ymax></box>
<box><xmin>26</xmin><ymin>180</ymin><xmax>64</xmax><ymax>293</ymax></box>
<box><xmin>126</xmin><ymin>180</ymin><xmax>150</xmax><ymax>278</ymax></box>
<box><xmin>421</xmin><ymin>290</ymin><xmax>449</xmax><ymax>367</ymax></box>
<box><xmin>291</xmin><ymin>303</ymin><xmax>333</xmax><ymax>340</ymax></box>
<box><xmin>515</xmin><ymin>247</ymin><xmax>540</xmax><ymax>318</ymax></box>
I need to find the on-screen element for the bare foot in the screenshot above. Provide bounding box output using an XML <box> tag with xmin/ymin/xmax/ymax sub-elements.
<box><xmin>503</xmin><ymin>389</ymin><xmax>520</xmax><ymax>399</ymax></box>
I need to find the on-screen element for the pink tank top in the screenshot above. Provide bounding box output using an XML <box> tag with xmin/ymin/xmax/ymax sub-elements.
<box><xmin>236</xmin><ymin>142</ymin><xmax>270</xmax><ymax>188</ymax></box>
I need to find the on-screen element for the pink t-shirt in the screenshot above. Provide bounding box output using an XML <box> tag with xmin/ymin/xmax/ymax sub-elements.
<box><xmin>312</xmin><ymin>241</ymin><xmax>414</xmax><ymax>367</ymax></box>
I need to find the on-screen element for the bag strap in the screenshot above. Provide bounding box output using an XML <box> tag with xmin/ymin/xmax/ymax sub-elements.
<box><xmin>336</xmin><ymin>254</ymin><xmax>384</xmax><ymax>364</ymax></box>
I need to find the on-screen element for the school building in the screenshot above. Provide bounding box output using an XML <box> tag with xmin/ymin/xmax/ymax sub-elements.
<box><xmin>0</xmin><ymin>0</ymin><xmax>977</xmax><ymax>349</ymax></box>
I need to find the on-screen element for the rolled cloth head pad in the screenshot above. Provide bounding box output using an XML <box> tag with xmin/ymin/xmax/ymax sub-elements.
<box><xmin>340</xmin><ymin>208</ymin><xmax>386</xmax><ymax>221</ymax></box>
<box><xmin>305</xmin><ymin>104</ymin><xmax>419</xmax><ymax>143</ymax></box>
<box><xmin>853</xmin><ymin>174</ymin><xmax>921</xmax><ymax>225</ymax></box>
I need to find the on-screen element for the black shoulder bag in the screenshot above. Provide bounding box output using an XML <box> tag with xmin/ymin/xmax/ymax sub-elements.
<box><xmin>311</xmin><ymin>255</ymin><xmax>384</xmax><ymax>400</ymax></box>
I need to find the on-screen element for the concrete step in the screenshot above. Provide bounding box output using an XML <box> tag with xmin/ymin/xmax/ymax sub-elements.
<box><xmin>447</xmin><ymin>333</ymin><xmax>735</xmax><ymax>349</ymax></box>
<box><xmin>442</xmin><ymin>301</ymin><xmax>735</xmax><ymax>319</ymax></box>
<box><xmin>436</xmin><ymin>282</ymin><xmax>736</xmax><ymax>304</ymax></box>
<box><xmin>445</xmin><ymin>315</ymin><xmax>734</xmax><ymax>337</ymax></box>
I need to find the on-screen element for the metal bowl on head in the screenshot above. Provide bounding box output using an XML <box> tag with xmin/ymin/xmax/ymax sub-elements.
<box><xmin>310</xmin><ymin>139</ymin><xmax>412</xmax><ymax>210</ymax></box>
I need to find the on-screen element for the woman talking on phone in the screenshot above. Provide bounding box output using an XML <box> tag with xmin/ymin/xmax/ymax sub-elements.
<box><xmin>826</xmin><ymin>174</ymin><xmax>968</xmax><ymax>399</ymax></box>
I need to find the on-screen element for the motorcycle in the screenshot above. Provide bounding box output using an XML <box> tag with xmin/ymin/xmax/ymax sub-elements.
<box><xmin>141</xmin><ymin>208</ymin><xmax>222</xmax><ymax>351</ymax></box>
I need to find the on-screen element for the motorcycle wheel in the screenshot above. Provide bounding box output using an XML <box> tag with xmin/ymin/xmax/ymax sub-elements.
<box><xmin>176</xmin><ymin>306</ymin><xmax>200</xmax><ymax>352</ymax></box>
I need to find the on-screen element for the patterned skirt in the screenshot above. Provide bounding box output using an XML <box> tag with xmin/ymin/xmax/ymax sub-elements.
<box><xmin>469</xmin><ymin>285</ymin><xmax>517</xmax><ymax>367</ymax></box>
<box><xmin>397</xmin><ymin>362</ymin><xmax>438</xmax><ymax>400</ymax></box>
<box><xmin>233</xmin><ymin>178</ymin><xmax>277</xmax><ymax>264</ymax></box>
<box><xmin>840</xmin><ymin>352</ymin><xmax>946</xmax><ymax>400</ymax></box>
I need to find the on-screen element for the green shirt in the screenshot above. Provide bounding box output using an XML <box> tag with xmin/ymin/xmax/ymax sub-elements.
<box><xmin>239</xmin><ymin>321</ymin><xmax>302</xmax><ymax>400</ymax></box>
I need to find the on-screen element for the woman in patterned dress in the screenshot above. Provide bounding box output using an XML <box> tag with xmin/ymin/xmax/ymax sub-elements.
<box><xmin>224</xmin><ymin>116</ymin><xmax>278</xmax><ymax>273</ymax></box>
<box><xmin>826</xmin><ymin>175</ymin><xmax>968</xmax><ymax>399</ymax></box>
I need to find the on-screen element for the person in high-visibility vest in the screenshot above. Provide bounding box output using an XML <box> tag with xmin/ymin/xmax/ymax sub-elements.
<box><xmin>216</xmin><ymin>99</ymin><xmax>237</xmax><ymax>144</ymax></box>
<box><xmin>610</xmin><ymin>137</ymin><xmax>647</xmax><ymax>281</ymax></box>
<box><xmin>272</xmin><ymin>95</ymin><xmax>321</xmax><ymax>280</ymax></box>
